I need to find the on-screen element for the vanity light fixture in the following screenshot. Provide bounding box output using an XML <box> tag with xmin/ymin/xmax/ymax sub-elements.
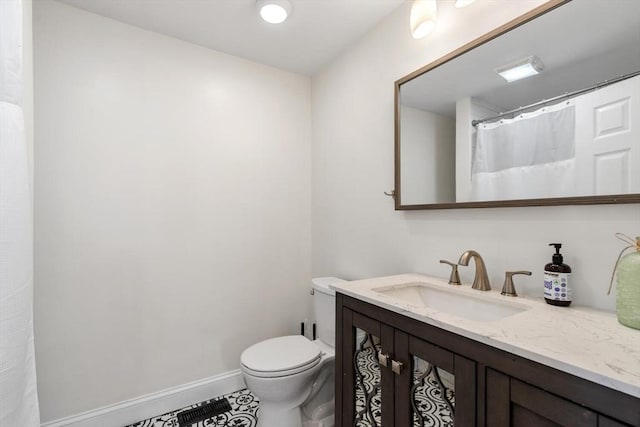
<box><xmin>256</xmin><ymin>0</ymin><xmax>292</xmax><ymax>24</ymax></box>
<box><xmin>410</xmin><ymin>0</ymin><xmax>437</xmax><ymax>39</ymax></box>
<box><xmin>495</xmin><ymin>55</ymin><xmax>545</xmax><ymax>83</ymax></box>
<box><xmin>455</xmin><ymin>0</ymin><xmax>476</xmax><ymax>7</ymax></box>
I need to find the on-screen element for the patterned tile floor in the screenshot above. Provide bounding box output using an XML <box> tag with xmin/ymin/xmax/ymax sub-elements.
<box><xmin>126</xmin><ymin>389</ymin><xmax>259</xmax><ymax>427</ymax></box>
<box><xmin>128</xmin><ymin>344</ymin><xmax>454</xmax><ymax>427</ymax></box>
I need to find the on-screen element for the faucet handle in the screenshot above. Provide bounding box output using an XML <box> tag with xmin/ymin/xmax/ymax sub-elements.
<box><xmin>501</xmin><ymin>271</ymin><xmax>532</xmax><ymax>297</ymax></box>
<box><xmin>439</xmin><ymin>260</ymin><xmax>461</xmax><ymax>286</ymax></box>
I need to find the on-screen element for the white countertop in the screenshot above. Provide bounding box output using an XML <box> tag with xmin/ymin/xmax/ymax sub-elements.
<box><xmin>331</xmin><ymin>273</ymin><xmax>640</xmax><ymax>399</ymax></box>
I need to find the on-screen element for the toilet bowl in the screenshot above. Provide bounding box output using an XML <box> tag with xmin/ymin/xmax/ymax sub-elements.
<box><xmin>241</xmin><ymin>335</ymin><xmax>334</xmax><ymax>427</ymax></box>
<box><xmin>240</xmin><ymin>277</ymin><xmax>345</xmax><ymax>427</ymax></box>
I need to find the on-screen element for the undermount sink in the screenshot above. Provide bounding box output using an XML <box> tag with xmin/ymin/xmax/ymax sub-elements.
<box><xmin>374</xmin><ymin>282</ymin><xmax>530</xmax><ymax>322</ymax></box>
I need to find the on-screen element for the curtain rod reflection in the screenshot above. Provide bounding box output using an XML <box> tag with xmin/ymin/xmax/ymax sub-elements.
<box><xmin>472</xmin><ymin>69</ymin><xmax>640</xmax><ymax>127</ymax></box>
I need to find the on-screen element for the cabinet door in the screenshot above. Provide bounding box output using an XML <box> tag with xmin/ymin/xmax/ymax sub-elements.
<box><xmin>598</xmin><ymin>416</ymin><xmax>628</xmax><ymax>427</ymax></box>
<box><xmin>486</xmin><ymin>369</ymin><xmax>598</xmax><ymax>427</ymax></box>
<box><xmin>394</xmin><ymin>332</ymin><xmax>476</xmax><ymax>427</ymax></box>
<box><xmin>339</xmin><ymin>308</ymin><xmax>394</xmax><ymax>427</ymax></box>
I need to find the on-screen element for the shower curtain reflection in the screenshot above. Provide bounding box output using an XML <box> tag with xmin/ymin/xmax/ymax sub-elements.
<box><xmin>0</xmin><ymin>0</ymin><xmax>40</xmax><ymax>425</ymax></box>
<box><xmin>471</xmin><ymin>101</ymin><xmax>576</xmax><ymax>201</ymax></box>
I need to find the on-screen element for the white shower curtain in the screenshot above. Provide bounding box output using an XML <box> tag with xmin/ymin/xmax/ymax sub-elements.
<box><xmin>0</xmin><ymin>0</ymin><xmax>40</xmax><ymax>425</ymax></box>
<box><xmin>471</xmin><ymin>101</ymin><xmax>576</xmax><ymax>201</ymax></box>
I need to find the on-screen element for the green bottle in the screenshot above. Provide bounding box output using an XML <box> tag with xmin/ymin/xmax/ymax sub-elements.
<box><xmin>616</xmin><ymin>236</ymin><xmax>640</xmax><ymax>330</ymax></box>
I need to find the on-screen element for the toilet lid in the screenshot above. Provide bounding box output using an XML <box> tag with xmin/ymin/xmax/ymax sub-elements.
<box><xmin>241</xmin><ymin>335</ymin><xmax>321</xmax><ymax>374</ymax></box>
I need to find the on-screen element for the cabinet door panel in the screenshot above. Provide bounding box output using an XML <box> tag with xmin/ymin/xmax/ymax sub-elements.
<box><xmin>512</xmin><ymin>404</ymin><xmax>562</xmax><ymax>427</ymax></box>
<box><xmin>353</xmin><ymin>327</ymin><xmax>382</xmax><ymax>426</ymax></box>
<box><xmin>398</xmin><ymin>335</ymin><xmax>474</xmax><ymax>427</ymax></box>
<box><xmin>411</xmin><ymin>359</ymin><xmax>456</xmax><ymax>426</ymax></box>
<box><xmin>486</xmin><ymin>368</ymin><xmax>598</xmax><ymax>427</ymax></box>
<box><xmin>511</xmin><ymin>379</ymin><xmax>597</xmax><ymax>427</ymax></box>
<box><xmin>486</xmin><ymin>369</ymin><xmax>510</xmax><ymax>427</ymax></box>
<box><xmin>409</xmin><ymin>337</ymin><xmax>454</xmax><ymax>372</ymax></box>
<box><xmin>349</xmin><ymin>312</ymin><xmax>394</xmax><ymax>427</ymax></box>
<box><xmin>454</xmin><ymin>355</ymin><xmax>476</xmax><ymax>427</ymax></box>
<box><xmin>410</xmin><ymin>341</ymin><xmax>456</xmax><ymax>425</ymax></box>
<box><xmin>598</xmin><ymin>415</ymin><xmax>629</xmax><ymax>427</ymax></box>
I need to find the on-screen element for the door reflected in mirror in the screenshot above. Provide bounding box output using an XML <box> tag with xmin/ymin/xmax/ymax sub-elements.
<box><xmin>395</xmin><ymin>0</ymin><xmax>640</xmax><ymax>209</ymax></box>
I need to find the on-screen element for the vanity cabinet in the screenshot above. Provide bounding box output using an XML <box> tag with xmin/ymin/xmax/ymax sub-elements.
<box><xmin>336</xmin><ymin>305</ymin><xmax>475</xmax><ymax>426</ymax></box>
<box><xmin>335</xmin><ymin>293</ymin><xmax>640</xmax><ymax>427</ymax></box>
<box><xmin>486</xmin><ymin>370</ymin><xmax>599</xmax><ymax>426</ymax></box>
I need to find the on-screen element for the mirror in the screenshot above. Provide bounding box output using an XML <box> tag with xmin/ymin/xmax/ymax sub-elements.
<box><xmin>395</xmin><ymin>0</ymin><xmax>640</xmax><ymax>209</ymax></box>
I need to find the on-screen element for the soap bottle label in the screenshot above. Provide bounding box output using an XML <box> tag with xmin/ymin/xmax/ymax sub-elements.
<box><xmin>544</xmin><ymin>272</ymin><xmax>572</xmax><ymax>302</ymax></box>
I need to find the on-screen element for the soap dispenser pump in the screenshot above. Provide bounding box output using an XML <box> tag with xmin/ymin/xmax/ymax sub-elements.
<box><xmin>544</xmin><ymin>243</ymin><xmax>572</xmax><ymax>306</ymax></box>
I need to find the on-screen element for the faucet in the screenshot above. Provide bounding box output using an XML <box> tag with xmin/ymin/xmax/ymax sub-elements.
<box><xmin>501</xmin><ymin>270</ymin><xmax>532</xmax><ymax>297</ymax></box>
<box><xmin>458</xmin><ymin>250</ymin><xmax>491</xmax><ymax>291</ymax></box>
<box><xmin>439</xmin><ymin>260</ymin><xmax>461</xmax><ymax>285</ymax></box>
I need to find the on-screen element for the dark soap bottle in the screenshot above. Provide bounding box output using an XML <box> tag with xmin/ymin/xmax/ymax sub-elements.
<box><xmin>544</xmin><ymin>243</ymin><xmax>572</xmax><ymax>307</ymax></box>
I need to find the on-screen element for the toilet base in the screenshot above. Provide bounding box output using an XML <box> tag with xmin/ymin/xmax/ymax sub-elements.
<box><xmin>256</xmin><ymin>400</ymin><xmax>334</xmax><ymax>427</ymax></box>
<box><xmin>257</xmin><ymin>404</ymin><xmax>302</xmax><ymax>427</ymax></box>
<box><xmin>256</xmin><ymin>406</ymin><xmax>334</xmax><ymax>427</ymax></box>
<box><xmin>303</xmin><ymin>412</ymin><xmax>334</xmax><ymax>427</ymax></box>
<box><xmin>302</xmin><ymin>400</ymin><xmax>334</xmax><ymax>427</ymax></box>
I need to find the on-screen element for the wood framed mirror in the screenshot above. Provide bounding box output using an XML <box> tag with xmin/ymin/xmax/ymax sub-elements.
<box><xmin>394</xmin><ymin>0</ymin><xmax>640</xmax><ymax>210</ymax></box>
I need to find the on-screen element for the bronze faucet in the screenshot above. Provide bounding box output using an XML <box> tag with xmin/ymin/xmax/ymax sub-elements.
<box><xmin>458</xmin><ymin>250</ymin><xmax>491</xmax><ymax>291</ymax></box>
<box><xmin>439</xmin><ymin>260</ymin><xmax>461</xmax><ymax>285</ymax></box>
<box><xmin>501</xmin><ymin>271</ymin><xmax>532</xmax><ymax>297</ymax></box>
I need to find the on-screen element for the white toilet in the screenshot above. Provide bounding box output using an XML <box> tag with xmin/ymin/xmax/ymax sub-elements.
<box><xmin>240</xmin><ymin>277</ymin><xmax>345</xmax><ymax>427</ymax></box>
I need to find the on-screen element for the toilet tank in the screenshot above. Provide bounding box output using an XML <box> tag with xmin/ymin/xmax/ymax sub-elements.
<box><xmin>312</xmin><ymin>277</ymin><xmax>345</xmax><ymax>348</ymax></box>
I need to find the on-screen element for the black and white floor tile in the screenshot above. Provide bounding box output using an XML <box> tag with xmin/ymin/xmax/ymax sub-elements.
<box><xmin>126</xmin><ymin>389</ymin><xmax>259</xmax><ymax>427</ymax></box>
<box><xmin>128</xmin><ymin>347</ymin><xmax>455</xmax><ymax>427</ymax></box>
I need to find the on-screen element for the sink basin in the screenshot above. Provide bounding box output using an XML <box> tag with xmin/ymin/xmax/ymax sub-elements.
<box><xmin>374</xmin><ymin>282</ymin><xmax>530</xmax><ymax>322</ymax></box>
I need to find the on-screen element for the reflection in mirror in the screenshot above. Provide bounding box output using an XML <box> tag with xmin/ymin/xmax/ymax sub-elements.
<box><xmin>400</xmin><ymin>106</ymin><xmax>455</xmax><ymax>204</ymax></box>
<box><xmin>353</xmin><ymin>328</ymin><xmax>382</xmax><ymax>427</ymax></box>
<box><xmin>396</xmin><ymin>0</ymin><xmax>640</xmax><ymax>209</ymax></box>
<box><xmin>411</xmin><ymin>356</ymin><xmax>455</xmax><ymax>426</ymax></box>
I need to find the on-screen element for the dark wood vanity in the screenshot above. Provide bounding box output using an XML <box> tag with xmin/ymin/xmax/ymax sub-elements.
<box><xmin>335</xmin><ymin>293</ymin><xmax>640</xmax><ymax>426</ymax></box>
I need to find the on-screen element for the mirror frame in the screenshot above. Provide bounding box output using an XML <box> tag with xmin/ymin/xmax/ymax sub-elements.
<box><xmin>393</xmin><ymin>0</ymin><xmax>640</xmax><ymax>210</ymax></box>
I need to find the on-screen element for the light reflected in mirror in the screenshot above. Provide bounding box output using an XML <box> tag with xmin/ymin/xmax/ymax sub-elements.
<box><xmin>395</xmin><ymin>0</ymin><xmax>640</xmax><ymax>209</ymax></box>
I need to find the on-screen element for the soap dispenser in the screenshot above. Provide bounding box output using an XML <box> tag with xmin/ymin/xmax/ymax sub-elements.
<box><xmin>544</xmin><ymin>243</ymin><xmax>572</xmax><ymax>306</ymax></box>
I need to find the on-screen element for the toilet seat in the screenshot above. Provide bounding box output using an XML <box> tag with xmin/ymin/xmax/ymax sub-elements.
<box><xmin>241</xmin><ymin>335</ymin><xmax>322</xmax><ymax>378</ymax></box>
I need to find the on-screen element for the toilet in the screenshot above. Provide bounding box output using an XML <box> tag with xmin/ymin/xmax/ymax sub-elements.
<box><xmin>240</xmin><ymin>277</ymin><xmax>345</xmax><ymax>427</ymax></box>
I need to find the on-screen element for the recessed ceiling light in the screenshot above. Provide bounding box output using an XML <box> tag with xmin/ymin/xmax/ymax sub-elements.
<box><xmin>455</xmin><ymin>0</ymin><xmax>476</xmax><ymax>7</ymax></box>
<box><xmin>495</xmin><ymin>56</ymin><xmax>545</xmax><ymax>83</ymax></box>
<box><xmin>256</xmin><ymin>0</ymin><xmax>292</xmax><ymax>24</ymax></box>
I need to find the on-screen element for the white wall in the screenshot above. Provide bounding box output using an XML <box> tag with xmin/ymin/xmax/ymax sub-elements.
<box><xmin>400</xmin><ymin>105</ymin><xmax>455</xmax><ymax>204</ymax></box>
<box><xmin>33</xmin><ymin>1</ymin><xmax>311</xmax><ymax>422</ymax></box>
<box><xmin>311</xmin><ymin>0</ymin><xmax>640</xmax><ymax>311</ymax></box>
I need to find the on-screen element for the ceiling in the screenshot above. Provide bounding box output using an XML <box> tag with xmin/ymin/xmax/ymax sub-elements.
<box><xmin>55</xmin><ymin>0</ymin><xmax>407</xmax><ymax>76</ymax></box>
<box><xmin>400</xmin><ymin>0</ymin><xmax>640</xmax><ymax>118</ymax></box>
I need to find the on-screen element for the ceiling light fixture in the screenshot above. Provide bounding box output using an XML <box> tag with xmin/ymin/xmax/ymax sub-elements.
<box><xmin>256</xmin><ymin>0</ymin><xmax>292</xmax><ymax>24</ymax></box>
<box><xmin>455</xmin><ymin>0</ymin><xmax>476</xmax><ymax>7</ymax></box>
<box><xmin>410</xmin><ymin>0</ymin><xmax>437</xmax><ymax>39</ymax></box>
<box><xmin>495</xmin><ymin>56</ymin><xmax>545</xmax><ymax>83</ymax></box>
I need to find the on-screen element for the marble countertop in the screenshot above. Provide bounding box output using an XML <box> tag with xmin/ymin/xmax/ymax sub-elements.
<box><xmin>331</xmin><ymin>273</ymin><xmax>640</xmax><ymax>399</ymax></box>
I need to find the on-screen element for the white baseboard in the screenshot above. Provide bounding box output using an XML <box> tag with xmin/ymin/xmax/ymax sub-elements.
<box><xmin>41</xmin><ymin>370</ymin><xmax>245</xmax><ymax>427</ymax></box>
